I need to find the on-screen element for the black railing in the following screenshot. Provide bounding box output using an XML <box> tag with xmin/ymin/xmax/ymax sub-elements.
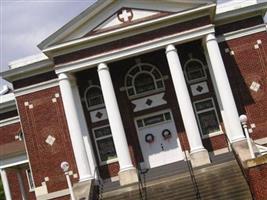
<box><xmin>183</xmin><ymin>150</ymin><xmax>202</xmax><ymax>200</ymax></box>
<box><xmin>137</xmin><ymin>163</ymin><xmax>149</xmax><ymax>200</ymax></box>
<box><xmin>91</xmin><ymin>167</ymin><xmax>104</xmax><ymax>200</ymax></box>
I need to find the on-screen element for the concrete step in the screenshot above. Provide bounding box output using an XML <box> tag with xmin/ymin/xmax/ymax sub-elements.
<box><xmin>100</xmin><ymin>160</ymin><xmax>252</xmax><ymax>200</ymax></box>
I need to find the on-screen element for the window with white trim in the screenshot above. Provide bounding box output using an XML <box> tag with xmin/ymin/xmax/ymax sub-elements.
<box><xmin>193</xmin><ymin>98</ymin><xmax>221</xmax><ymax>137</ymax></box>
<box><xmin>84</xmin><ymin>86</ymin><xmax>104</xmax><ymax>110</ymax></box>
<box><xmin>184</xmin><ymin>59</ymin><xmax>207</xmax><ymax>83</ymax></box>
<box><xmin>93</xmin><ymin>126</ymin><xmax>117</xmax><ymax>165</ymax></box>
<box><xmin>26</xmin><ymin>169</ymin><xmax>34</xmax><ymax>191</ymax></box>
<box><xmin>125</xmin><ymin>63</ymin><xmax>164</xmax><ymax>98</ymax></box>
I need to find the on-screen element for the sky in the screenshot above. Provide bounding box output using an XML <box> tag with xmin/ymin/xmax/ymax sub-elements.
<box><xmin>0</xmin><ymin>0</ymin><xmax>96</xmax><ymax>87</ymax></box>
<box><xmin>0</xmin><ymin>0</ymin><xmax>266</xmax><ymax>88</ymax></box>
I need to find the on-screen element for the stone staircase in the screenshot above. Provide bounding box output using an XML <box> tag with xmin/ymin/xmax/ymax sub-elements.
<box><xmin>100</xmin><ymin>160</ymin><xmax>252</xmax><ymax>200</ymax></box>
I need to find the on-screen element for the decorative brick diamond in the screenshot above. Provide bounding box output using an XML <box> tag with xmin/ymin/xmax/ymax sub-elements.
<box><xmin>250</xmin><ymin>81</ymin><xmax>260</xmax><ymax>92</ymax></box>
<box><xmin>45</xmin><ymin>135</ymin><xmax>56</xmax><ymax>146</ymax></box>
<box><xmin>196</xmin><ymin>85</ymin><xmax>203</xmax><ymax>92</ymax></box>
<box><xmin>95</xmin><ymin>112</ymin><xmax>103</xmax><ymax>119</ymax></box>
<box><xmin>146</xmin><ymin>99</ymin><xmax>153</xmax><ymax>106</ymax></box>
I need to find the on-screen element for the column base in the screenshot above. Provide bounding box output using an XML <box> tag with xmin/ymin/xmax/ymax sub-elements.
<box><xmin>118</xmin><ymin>168</ymin><xmax>138</xmax><ymax>186</ymax></box>
<box><xmin>190</xmin><ymin>149</ymin><xmax>211</xmax><ymax>167</ymax></box>
<box><xmin>232</xmin><ymin>139</ymin><xmax>256</xmax><ymax>163</ymax></box>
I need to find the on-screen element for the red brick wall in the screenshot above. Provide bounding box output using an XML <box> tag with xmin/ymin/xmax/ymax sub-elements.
<box><xmin>0</xmin><ymin>122</ymin><xmax>21</xmax><ymax>145</ymax></box>
<box><xmin>6</xmin><ymin>166</ymin><xmax>36</xmax><ymax>200</ymax></box>
<box><xmin>220</xmin><ymin>31</ymin><xmax>267</xmax><ymax>141</ymax></box>
<box><xmin>16</xmin><ymin>86</ymin><xmax>78</xmax><ymax>193</ymax></box>
<box><xmin>246</xmin><ymin>164</ymin><xmax>267</xmax><ymax>200</ymax></box>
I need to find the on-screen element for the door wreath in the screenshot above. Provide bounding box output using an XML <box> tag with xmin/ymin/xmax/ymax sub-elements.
<box><xmin>162</xmin><ymin>129</ymin><xmax>172</xmax><ymax>140</ymax></box>
<box><xmin>145</xmin><ymin>133</ymin><xmax>154</xmax><ymax>143</ymax></box>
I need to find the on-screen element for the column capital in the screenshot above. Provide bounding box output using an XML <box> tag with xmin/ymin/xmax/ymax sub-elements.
<box><xmin>58</xmin><ymin>73</ymin><xmax>76</xmax><ymax>81</ymax></box>
<box><xmin>58</xmin><ymin>73</ymin><xmax>77</xmax><ymax>86</ymax></box>
<box><xmin>205</xmin><ymin>33</ymin><xmax>216</xmax><ymax>43</ymax></box>
<box><xmin>97</xmin><ymin>63</ymin><xmax>109</xmax><ymax>72</ymax></box>
<box><xmin>165</xmin><ymin>44</ymin><xmax>177</xmax><ymax>54</ymax></box>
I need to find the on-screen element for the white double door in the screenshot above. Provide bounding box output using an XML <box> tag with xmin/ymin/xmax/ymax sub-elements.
<box><xmin>136</xmin><ymin>111</ymin><xmax>184</xmax><ymax>169</ymax></box>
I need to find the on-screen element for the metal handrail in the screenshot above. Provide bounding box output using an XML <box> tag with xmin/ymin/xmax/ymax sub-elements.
<box><xmin>137</xmin><ymin>163</ymin><xmax>149</xmax><ymax>200</ymax></box>
<box><xmin>183</xmin><ymin>150</ymin><xmax>201</xmax><ymax>200</ymax></box>
<box><xmin>179</xmin><ymin>134</ymin><xmax>201</xmax><ymax>200</ymax></box>
<box><xmin>92</xmin><ymin>166</ymin><xmax>104</xmax><ymax>200</ymax></box>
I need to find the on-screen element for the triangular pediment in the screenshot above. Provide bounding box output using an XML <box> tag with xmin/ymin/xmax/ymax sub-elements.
<box><xmin>38</xmin><ymin>0</ymin><xmax>215</xmax><ymax>51</ymax></box>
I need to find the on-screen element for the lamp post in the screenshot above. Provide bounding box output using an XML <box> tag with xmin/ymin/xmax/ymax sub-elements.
<box><xmin>239</xmin><ymin>115</ymin><xmax>255</xmax><ymax>159</ymax></box>
<box><xmin>61</xmin><ymin>161</ymin><xmax>76</xmax><ymax>200</ymax></box>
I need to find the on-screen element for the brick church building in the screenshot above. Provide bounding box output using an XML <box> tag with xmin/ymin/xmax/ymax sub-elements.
<box><xmin>1</xmin><ymin>0</ymin><xmax>267</xmax><ymax>199</ymax></box>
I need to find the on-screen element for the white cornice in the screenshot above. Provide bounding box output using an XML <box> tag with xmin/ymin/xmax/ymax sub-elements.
<box><xmin>1</xmin><ymin>58</ymin><xmax>54</xmax><ymax>82</ymax></box>
<box><xmin>14</xmin><ymin>79</ymin><xmax>59</xmax><ymax>97</ymax></box>
<box><xmin>43</xmin><ymin>4</ymin><xmax>215</xmax><ymax>57</ymax></box>
<box><xmin>0</xmin><ymin>116</ymin><xmax>20</xmax><ymax>127</ymax></box>
<box><xmin>55</xmin><ymin>24</ymin><xmax>215</xmax><ymax>74</ymax></box>
<box><xmin>215</xmin><ymin>2</ymin><xmax>267</xmax><ymax>25</ymax></box>
<box><xmin>217</xmin><ymin>24</ymin><xmax>267</xmax><ymax>43</ymax></box>
<box><xmin>0</xmin><ymin>93</ymin><xmax>16</xmax><ymax>113</ymax></box>
<box><xmin>0</xmin><ymin>154</ymin><xmax>28</xmax><ymax>169</ymax></box>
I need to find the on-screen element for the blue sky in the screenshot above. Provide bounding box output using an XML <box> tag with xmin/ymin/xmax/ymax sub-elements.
<box><xmin>0</xmin><ymin>0</ymin><xmax>96</xmax><ymax>86</ymax></box>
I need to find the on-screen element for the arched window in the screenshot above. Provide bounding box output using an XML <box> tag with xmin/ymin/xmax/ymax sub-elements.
<box><xmin>184</xmin><ymin>59</ymin><xmax>207</xmax><ymax>83</ymax></box>
<box><xmin>125</xmin><ymin>63</ymin><xmax>165</xmax><ymax>98</ymax></box>
<box><xmin>84</xmin><ymin>86</ymin><xmax>104</xmax><ymax>110</ymax></box>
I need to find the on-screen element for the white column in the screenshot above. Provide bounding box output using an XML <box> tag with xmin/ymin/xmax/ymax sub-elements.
<box><xmin>58</xmin><ymin>73</ymin><xmax>93</xmax><ymax>181</ymax></box>
<box><xmin>72</xmin><ymin>84</ymin><xmax>97</xmax><ymax>178</ymax></box>
<box><xmin>97</xmin><ymin>63</ymin><xmax>138</xmax><ymax>185</ymax></box>
<box><xmin>165</xmin><ymin>44</ymin><xmax>206</xmax><ymax>153</ymax></box>
<box><xmin>0</xmin><ymin>169</ymin><xmax>12</xmax><ymax>200</ymax></box>
<box><xmin>17</xmin><ymin>169</ymin><xmax>27</xmax><ymax>200</ymax></box>
<box><xmin>204</xmin><ymin>33</ymin><xmax>245</xmax><ymax>143</ymax></box>
<box><xmin>165</xmin><ymin>44</ymin><xmax>210</xmax><ymax>167</ymax></box>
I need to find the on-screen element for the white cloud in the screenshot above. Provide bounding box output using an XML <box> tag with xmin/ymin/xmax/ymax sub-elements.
<box><xmin>1</xmin><ymin>1</ymin><xmax>95</xmax><ymax>70</ymax></box>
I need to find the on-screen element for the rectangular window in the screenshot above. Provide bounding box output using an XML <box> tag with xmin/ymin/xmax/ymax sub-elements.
<box><xmin>26</xmin><ymin>169</ymin><xmax>34</xmax><ymax>191</ymax></box>
<box><xmin>193</xmin><ymin>98</ymin><xmax>221</xmax><ymax>137</ymax></box>
<box><xmin>93</xmin><ymin>126</ymin><xmax>117</xmax><ymax>165</ymax></box>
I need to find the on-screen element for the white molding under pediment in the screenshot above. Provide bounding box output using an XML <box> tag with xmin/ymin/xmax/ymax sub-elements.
<box><xmin>14</xmin><ymin>79</ymin><xmax>59</xmax><ymax>97</ymax></box>
<box><xmin>217</xmin><ymin>24</ymin><xmax>267</xmax><ymax>43</ymax></box>
<box><xmin>55</xmin><ymin>24</ymin><xmax>215</xmax><ymax>74</ymax></box>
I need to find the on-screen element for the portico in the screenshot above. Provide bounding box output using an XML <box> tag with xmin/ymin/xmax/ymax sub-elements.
<box><xmin>55</xmin><ymin>29</ymin><xmax>247</xmax><ymax>185</ymax></box>
<box><xmin>37</xmin><ymin>1</ymin><xmax>248</xmax><ymax>186</ymax></box>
